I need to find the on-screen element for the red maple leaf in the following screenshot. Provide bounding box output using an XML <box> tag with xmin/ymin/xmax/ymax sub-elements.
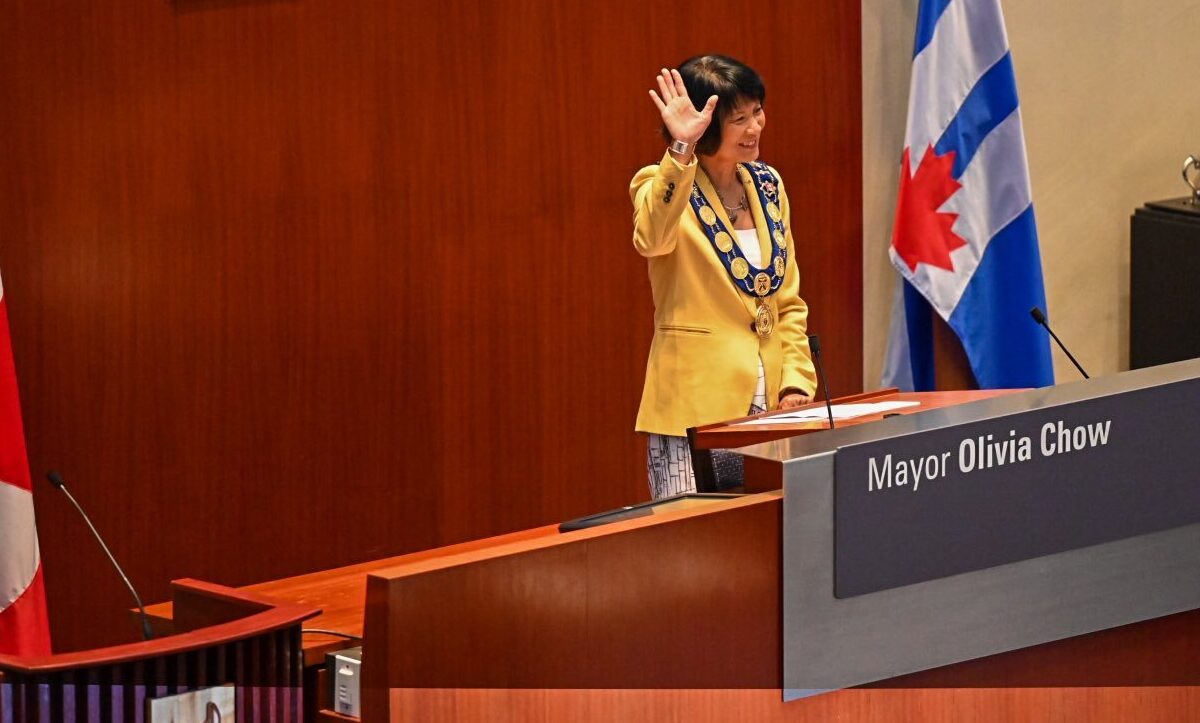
<box><xmin>891</xmin><ymin>145</ymin><xmax>966</xmax><ymax>272</ymax></box>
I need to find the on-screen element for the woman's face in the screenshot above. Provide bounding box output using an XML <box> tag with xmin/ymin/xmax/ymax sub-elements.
<box><xmin>710</xmin><ymin>97</ymin><xmax>765</xmax><ymax>166</ymax></box>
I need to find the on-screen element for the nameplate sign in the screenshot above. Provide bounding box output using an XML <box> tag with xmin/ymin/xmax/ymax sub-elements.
<box><xmin>834</xmin><ymin>377</ymin><xmax>1200</xmax><ymax>598</ymax></box>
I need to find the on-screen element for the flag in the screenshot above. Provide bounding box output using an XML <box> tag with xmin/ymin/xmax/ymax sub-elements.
<box><xmin>0</xmin><ymin>272</ymin><xmax>51</xmax><ymax>655</ymax></box>
<box><xmin>882</xmin><ymin>0</ymin><xmax>1054</xmax><ymax>391</ymax></box>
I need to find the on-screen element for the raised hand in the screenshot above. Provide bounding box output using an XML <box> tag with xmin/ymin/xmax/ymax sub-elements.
<box><xmin>649</xmin><ymin>68</ymin><xmax>718</xmax><ymax>145</ymax></box>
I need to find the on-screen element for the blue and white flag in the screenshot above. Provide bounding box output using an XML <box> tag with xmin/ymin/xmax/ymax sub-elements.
<box><xmin>882</xmin><ymin>0</ymin><xmax>1053</xmax><ymax>391</ymax></box>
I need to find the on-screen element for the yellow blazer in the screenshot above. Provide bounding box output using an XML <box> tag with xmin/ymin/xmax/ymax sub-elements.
<box><xmin>631</xmin><ymin>151</ymin><xmax>817</xmax><ymax>436</ymax></box>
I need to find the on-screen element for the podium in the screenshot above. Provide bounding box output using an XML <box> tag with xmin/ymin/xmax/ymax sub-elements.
<box><xmin>0</xmin><ymin>580</ymin><xmax>318</xmax><ymax>722</ymax></box>
<box><xmin>687</xmin><ymin>388</ymin><xmax>1019</xmax><ymax>491</ymax></box>
<box><xmin>746</xmin><ymin>360</ymin><xmax>1200</xmax><ymax>696</ymax></box>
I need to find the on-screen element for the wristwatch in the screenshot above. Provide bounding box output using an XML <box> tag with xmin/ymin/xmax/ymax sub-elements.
<box><xmin>668</xmin><ymin>139</ymin><xmax>693</xmax><ymax>155</ymax></box>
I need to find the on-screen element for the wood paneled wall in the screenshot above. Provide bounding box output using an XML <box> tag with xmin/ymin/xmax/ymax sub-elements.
<box><xmin>0</xmin><ymin>0</ymin><xmax>861</xmax><ymax>651</ymax></box>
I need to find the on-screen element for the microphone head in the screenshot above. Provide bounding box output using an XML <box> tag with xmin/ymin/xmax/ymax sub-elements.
<box><xmin>809</xmin><ymin>334</ymin><xmax>822</xmax><ymax>354</ymax></box>
<box><xmin>1029</xmin><ymin>307</ymin><xmax>1047</xmax><ymax>325</ymax></box>
<box><xmin>46</xmin><ymin>470</ymin><xmax>66</xmax><ymax>489</ymax></box>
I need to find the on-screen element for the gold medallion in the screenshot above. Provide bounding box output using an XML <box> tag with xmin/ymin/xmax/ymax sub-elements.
<box><xmin>731</xmin><ymin>258</ymin><xmax>750</xmax><ymax>279</ymax></box>
<box><xmin>773</xmin><ymin>229</ymin><xmax>786</xmax><ymax>248</ymax></box>
<box><xmin>753</xmin><ymin>272</ymin><xmax>771</xmax><ymax>296</ymax></box>
<box><xmin>714</xmin><ymin>231</ymin><xmax>734</xmax><ymax>253</ymax></box>
<box><xmin>766</xmin><ymin>202</ymin><xmax>781</xmax><ymax>222</ymax></box>
<box><xmin>754</xmin><ymin>301</ymin><xmax>776</xmax><ymax>339</ymax></box>
<box><xmin>774</xmin><ymin>256</ymin><xmax>785</xmax><ymax>277</ymax></box>
<box><xmin>699</xmin><ymin>205</ymin><xmax>718</xmax><ymax>225</ymax></box>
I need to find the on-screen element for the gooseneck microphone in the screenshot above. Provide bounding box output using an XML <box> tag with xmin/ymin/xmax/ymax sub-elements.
<box><xmin>46</xmin><ymin>470</ymin><xmax>154</xmax><ymax>641</ymax></box>
<box><xmin>1029</xmin><ymin>307</ymin><xmax>1090</xmax><ymax>380</ymax></box>
<box><xmin>809</xmin><ymin>335</ymin><xmax>836</xmax><ymax>430</ymax></box>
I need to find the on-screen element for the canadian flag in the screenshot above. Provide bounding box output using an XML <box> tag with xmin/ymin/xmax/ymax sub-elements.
<box><xmin>0</xmin><ymin>273</ymin><xmax>51</xmax><ymax>655</ymax></box>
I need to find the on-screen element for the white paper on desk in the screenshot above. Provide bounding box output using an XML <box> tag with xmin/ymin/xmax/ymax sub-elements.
<box><xmin>733</xmin><ymin>400</ymin><xmax>921</xmax><ymax>425</ymax></box>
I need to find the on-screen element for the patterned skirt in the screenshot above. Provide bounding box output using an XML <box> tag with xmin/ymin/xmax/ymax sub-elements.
<box><xmin>645</xmin><ymin>357</ymin><xmax>768</xmax><ymax>500</ymax></box>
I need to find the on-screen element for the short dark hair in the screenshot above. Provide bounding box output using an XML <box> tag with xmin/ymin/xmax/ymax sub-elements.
<box><xmin>661</xmin><ymin>55</ymin><xmax>766</xmax><ymax>157</ymax></box>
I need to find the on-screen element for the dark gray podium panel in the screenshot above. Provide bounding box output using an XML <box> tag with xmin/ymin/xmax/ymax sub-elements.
<box><xmin>736</xmin><ymin>360</ymin><xmax>1200</xmax><ymax>700</ymax></box>
<box><xmin>834</xmin><ymin>377</ymin><xmax>1200</xmax><ymax>597</ymax></box>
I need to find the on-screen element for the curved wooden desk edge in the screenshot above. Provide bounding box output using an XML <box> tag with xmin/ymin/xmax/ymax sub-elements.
<box><xmin>0</xmin><ymin>578</ymin><xmax>320</xmax><ymax>675</ymax></box>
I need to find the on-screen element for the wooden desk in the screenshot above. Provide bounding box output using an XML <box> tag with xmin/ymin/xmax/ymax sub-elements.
<box><xmin>145</xmin><ymin>379</ymin><xmax>1200</xmax><ymax>721</ymax></box>
<box><xmin>148</xmin><ymin>525</ymin><xmax>560</xmax><ymax>670</ymax></box>
<box><xmin>142</xmin><ymin>492</ymin><xmax>1200</xmax><ymax>722</ymax></box>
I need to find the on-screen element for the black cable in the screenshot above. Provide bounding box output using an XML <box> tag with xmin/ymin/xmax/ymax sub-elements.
<box><xmin>302</xmin><ymin>628</ymin><xmax>363</xmax><ymax>642</ymax></box>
